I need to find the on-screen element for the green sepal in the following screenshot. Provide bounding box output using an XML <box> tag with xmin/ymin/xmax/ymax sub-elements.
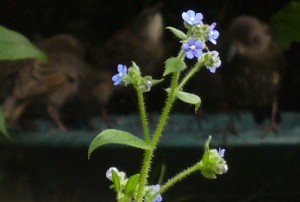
<box><xmin>124</xmin><ymin>174</ymin><xmax>140</xmax><ymax>197</ymax></box>
<box><xmin>166</xmin><ymin>26</ymin><xmax>187</xmax><ymax>40</ymax></box>
<box><xmin>163</xmin><ymin>57</ymin><xmax>186</xmax><ymax>76</ymax></box>
<box><xmin>127</xmin><ymin>61</ymin><xmax>142</xmax><ymax>86</ymax></box>
<box><xmin>88</xmin><ymin>129</ymin><xmax>152</xmax><ymax>158</ymax></box>
<box><xmin>0</xmin><ymin>25</ymin><xmax>47</xmax><ymax>61</ymax></box>
<box><xmin>112</xmin><ymin>169</ymin><xmax>121</xmax><ymax>192</ymax></box>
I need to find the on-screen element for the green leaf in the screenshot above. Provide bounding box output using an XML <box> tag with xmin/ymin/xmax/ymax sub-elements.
<box><xmin>0</xmin><ymin>107</ymin><xmax>12</xmax><ymax>141</ymax></box>
<box><xmin>88</xmin><ymin>129</ymin><xmax>152</xmax><ymax>158</ymax></box>
<box><xmin>112</xmin><ymin>169</ymin><xmax>121</xmax><ymax>192</ymax></box>
<box><xmin>163</xmin><ymin>57</ymin><xmax>186</xmax><ymax>76</ymax></box>
<box><xmin>166</xmin><ymin>26</ymin><xmax>187</xmax><ymax>40</ymax></box>
<box><xmin>177</xmin><ymin>91</ymin><xmax>201</xmax><ymax>112</ymax></box>
<box><xmin>124</xmin><ymin>174</ymin><xmax>140</xmax><ymax>197</ymax></box>
<box><xmin>0</xmin><ymin>25</ymin><xmax>47</xmax><ymax>61</ymax></box>
<box><xmin>270</xmin><ymin>1</ymin><xmax>300</xmax><ymax>50</ymax></box>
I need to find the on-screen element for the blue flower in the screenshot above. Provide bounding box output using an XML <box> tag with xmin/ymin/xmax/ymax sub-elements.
<box><xmin>112</xmin><ymin>64</ymin><xmax>127</xmax><ymax>85</ymax></box>
<box><xmin>183</xmin><ymin>38</ymin><xmax>203</xmax><ymax>59</ymax></box>
<box><xmin>218</xmin><ymin>147</ymin><xmax>225</xmax><ymax>158</ymax></box>
<box><xmin>182</xmin><ymin>10</ymin><xmax>203</xmax><ymax>25</ymax></box>
<box><xmin>152</xmin><ymin>184</ymin><xmax>162</xmax><ymax>202</ymax></box>
<box><xmin>207</xmin><ymin>22</ymin><xmax>219</xmax><ymax>45</ymax></box>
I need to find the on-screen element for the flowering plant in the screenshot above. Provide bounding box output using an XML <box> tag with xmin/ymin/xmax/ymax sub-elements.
<box><xmin>88</xmin><ymin>10</ymin><xmax>227</xmax><ymax>201</ymax></box>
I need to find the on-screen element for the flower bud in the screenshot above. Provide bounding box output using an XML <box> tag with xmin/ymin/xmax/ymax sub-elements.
<box><xmin>106</xmin><ymin>167</ymin><xmax>126</xmax><ymax>182</ymax></box>
<box><xmin>199</xmin><ymin>136</ymin><xmax>228</xmax><ymax>179</ymax></box>
<box><xmin>202</xmin><ymin>51</ymin><xmax>221</xmax><ymax>73</ymax></box>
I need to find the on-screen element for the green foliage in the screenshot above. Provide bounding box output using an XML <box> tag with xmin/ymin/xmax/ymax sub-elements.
<box><xmin>163</xmin><ymin>57</ymin><xmax>186</xmax><ymax>76</ymax></box>
<box><xmin>0</xmin><ymin>25</ymin><xmax>47</xmax><ymax>61</ymax></box>
<box><xmin>270</xmin><ymin>1</ymin><xmax>300</xmax><ymax>50</ymax></box>
<box><xmin>88</xmin><ymin>129</ymin><xmax>152</xmax><ymax>158</ymax></box>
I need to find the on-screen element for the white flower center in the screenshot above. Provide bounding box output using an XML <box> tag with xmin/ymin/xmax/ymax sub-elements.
<box><xmin>118</xmin><ymin>72</ymin><xmax>123</xmax><ymax>77</ymax></box>
<box><xmin>190</xmin><ymin>45</ymin><xmax>196</xmax><ymax>50</ymax></box>
<box><xmin>190</xmin><ymin>16</ymin><xmax>195</xmax><ymax>22</ymax></box>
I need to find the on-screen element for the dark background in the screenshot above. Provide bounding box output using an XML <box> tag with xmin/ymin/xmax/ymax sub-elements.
<box><xmin>1</xmin><ymin>0</ymin><xmax>300</xmax><ymax>201</ymax></box>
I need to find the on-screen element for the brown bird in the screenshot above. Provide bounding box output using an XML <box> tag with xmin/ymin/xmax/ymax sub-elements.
<box><xmin>223</xmin><ymin>16</ymin><xmax>285</xmax><ymax>134</ymax></box>
<box><xmin>95</xmin><ymin>2</ymin><xmax>164</xmax><ymax>76</ymax></box>
<box><xmin>0</xmin><ymin>61</ymin><xmax>20</xmax><ymax>101</ymax></box>
<box><xmin>75</xmin><ymin>65</ymin><xmax>114</xmax><ymax>129</ymax></box>
<box><xmin>2</xmin><ymin>34</ymin><xmax>85</xmax><ymax>131</ymax></box>
<box><xmin>89</xmin><ymin>3</ymin><xmax>165</xmax><ymax>114</ymax></box>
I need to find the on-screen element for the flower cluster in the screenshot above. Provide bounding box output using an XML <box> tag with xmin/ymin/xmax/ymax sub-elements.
<box><xmin>181</xmin><ymin>10</ymin><xmax>221</xmax><ymax>73</ymax></box>
<box><xmin>111</xmin><ymin>62</ymin><xmax>162</xmax><ymax>90</ymax></box>
<box><xmin>96</xmin><ymin>9</ymin><xmax>227</xmax><ymax>202</ymax></box>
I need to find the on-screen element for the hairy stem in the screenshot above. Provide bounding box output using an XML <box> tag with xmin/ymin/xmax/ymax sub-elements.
<box><xmin>135</xmin><ymin>86</ymin><xmax>150</xmax><ymax>143</ymax></box>
<box><xmin>177</xmin><ymin>60</ymin><xmax>205</xmax><ymax>90</ymax></box>
<box><xmin>148</xmin><ymin>162</ymin><xmax>202</xmax><ymax>201</ymax></box>
<box><xmin>136</xmin><ymin>72</ymin><xmax>180</xmax><ymax>202</ymax></box>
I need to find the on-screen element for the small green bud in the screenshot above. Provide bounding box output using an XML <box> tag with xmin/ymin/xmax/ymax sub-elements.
<box><xmin>199</xmin><ymin>136</ymin><xmax>228</xmax><ymax>179</ymax></box>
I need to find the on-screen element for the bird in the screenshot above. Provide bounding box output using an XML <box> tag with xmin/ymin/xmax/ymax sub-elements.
<box><xmin>64</xmin><ymin>65</ymin><xmax>114</xmax><ymax>129</ymax></box>
<box><xmin>90</xmin><ymin>3</ymin><xmax>165</xmax><ymax>114</ymax></box>
<box><xmin>223</xmin><ymin>15</ymin><xmax>285</xmax><ymax>135</ymax></box>
<box><xmin>2</xmin><ymin>34</ymin><xmax>85</xmax><ymax>131</ymax></box>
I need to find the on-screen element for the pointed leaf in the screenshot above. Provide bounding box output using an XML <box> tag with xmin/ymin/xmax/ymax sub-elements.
<box><xmin>163</xmin><ymin>57</ymin><xmax>186</xmax><ymax>76</ymax></box>
<box><xmin>177</xmin><ymin>91</ymin><xmax>201</xmax><ymax>112</ymax></box>
<box><xmin>124</xmin><ymin>174</ymin><xmax>140</xmax><ymax>197</ymax></box>
<box><xmin>0</xmin><ymin>25</ymin><xmax>47</xmax><ymax>61</ymax></box>
<box><xmin>166</xmin><ymin>26</ymin><xmax>187</xmax><ymax>40</ymax></box>
<box><xmin>88</xmin><ymin>129</ymin><xmax>152</xmax><ymax>158</ymax></box>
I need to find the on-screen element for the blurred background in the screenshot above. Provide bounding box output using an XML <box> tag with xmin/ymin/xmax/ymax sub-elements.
<box><xmin>0</xmin><ymin>0</ymin><xmax>300</xmax><ymax>201</ymax></box>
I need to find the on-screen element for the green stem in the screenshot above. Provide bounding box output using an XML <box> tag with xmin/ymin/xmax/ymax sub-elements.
<box><xmin>135</xmin><ymin>86</ymin><xmax>150</xmax><ymax>143</ymax></box>
<box><xmin>177</xmin><ymin>60</ymin><xmax>205</xmax><ymax>91</ymax></box>
<box><xmin>148</xmin><ymin>162</ymin><xmax>202</xmax><ymax>202</ymax></box>
<box><xmin>136</xmin><ymin>72</ymin><xmax>180</xmax><ymax>202</ymax></box>
<box><xmin>151</xmin><ymin>72</ymin><xmax>179</xmax><ymax>147</ymax></box>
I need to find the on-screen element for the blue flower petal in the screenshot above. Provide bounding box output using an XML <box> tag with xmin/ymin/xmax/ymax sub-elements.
<box><xmin>183</xmin><ymin>44</ymin><xmax>190</xmax><ymax>51</ymax></box>
<box><xmin>113</xmin><ymin>77</ymin><xmax>122</xmax><ymax>85</ymax></box>
<box><xmin>186</xmin><ymin>51</ymin><xmax>194</xmax><ymax>59</ymax></box>
<box><xmin>211</xmin><ymin>22</ymin><xmax>216</xmax><ymax>29</ymax></box>
<box><xmin>112</xmin><ymin>74</ymin><xmax>119</xmax><ymax>82</ymax></box>
<box><xmin>117</xmin><ymin>64</ymin><xmax>123</xmax><ymax>73</ymax></box>
<box><xmin>195</xmin><ymin>13</ymin><xmax>203</xmax><ymax>21</ymax></box>
<box><xmin>194</xmin><ymin>50</ymin><xmax>202</xmax><ymax>57</ymax></box>
<box><xmin>195</xmin><ymin>40</ymin><xmax>203</xmax><ymax>49</ymax></box>
<box><xmin>187</xmin><ymin>10</ymin><xmax>195</xmax><ymax>16</ymax></box>
<box><xmin>218</xmin><ymin>147</ymin><xmax>225</xmax><ymax>157</ymax></box>
<box><xmin>209</xmin><ymin>67</ymin><xmax>216</xmax><ymax>73</ymax></box>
